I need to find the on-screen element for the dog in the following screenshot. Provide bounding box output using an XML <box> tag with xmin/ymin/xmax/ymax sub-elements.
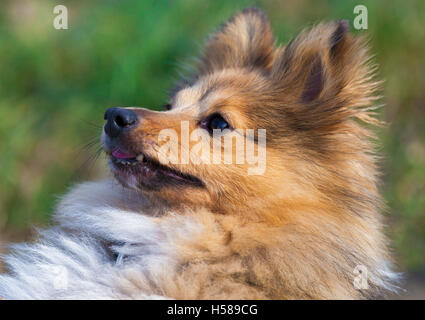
<box><xmin>0</xmin><ymin>8</ymin><xmax>400</xmax><ymax>299</ymax></box>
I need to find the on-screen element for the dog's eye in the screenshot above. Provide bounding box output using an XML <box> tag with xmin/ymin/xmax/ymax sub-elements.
<box><xmin>199</xmin><ymin>113</ymin><xmax>230</xmax><ymax>133</ymax></box>
<box><xmin>163</xmin><ymin>104</ymin><xmax>172</xmax><ymax>111</ymax></box>
<box><xmin>210</xmin><ymin>115</ymin><xmax>229</xmax><ymax>130</ymax></box>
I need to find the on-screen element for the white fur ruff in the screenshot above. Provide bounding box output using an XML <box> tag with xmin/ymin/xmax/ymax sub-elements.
<box><xmin>0</xmin><ymin>180</ymin><xmax>198</xmax><ymax>299</ymax></box>
<box><xmin>0</xmin><ymin>179</ymin><xmax>401</xmax><ymax>299</ymax></box>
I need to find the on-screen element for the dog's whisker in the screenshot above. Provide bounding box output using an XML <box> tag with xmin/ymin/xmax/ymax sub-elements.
<box><xmin>74</xmin><ymin>145</ymin><xmax>103</xmax><ymax>179</ymax></box>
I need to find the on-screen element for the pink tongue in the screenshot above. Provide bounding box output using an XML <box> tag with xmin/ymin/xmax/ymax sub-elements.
<box><xmin>112</xmin><ymin>149</ymin><xmax>135</xmax><ymax>159</ymax></box>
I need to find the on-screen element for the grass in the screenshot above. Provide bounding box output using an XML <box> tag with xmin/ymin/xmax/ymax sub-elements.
<box><xmin>0</xmin><ymin>0</ymin><xmax>424</xmax><ymax>271</ymax></box>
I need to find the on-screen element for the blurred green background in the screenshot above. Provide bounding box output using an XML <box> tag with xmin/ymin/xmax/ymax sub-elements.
<box><xmin>0</xmin><ymin>0</ymin><xmax>424</xmax><ymax>275</ymax></box>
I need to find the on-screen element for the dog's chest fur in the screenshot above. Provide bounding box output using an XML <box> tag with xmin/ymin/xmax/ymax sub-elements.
<box><xmin>0</xmin><ymin>181</ymin><xmax>188</xmax><ymax>299</ymax></box>
<box><xmin>0</xmin><ymin>180</ymin><xmax>399</xmax><ymax>299</ymax></box>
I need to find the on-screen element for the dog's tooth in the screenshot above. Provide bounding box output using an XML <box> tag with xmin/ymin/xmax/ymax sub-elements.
<box><xmin>137</xmin><ymin>154</ymin><xmax>144</xmax><ymax>162</ymax></box>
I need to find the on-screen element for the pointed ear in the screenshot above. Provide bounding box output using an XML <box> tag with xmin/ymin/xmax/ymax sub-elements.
<box><xmin>197</xmin><ymin>7</ymin><xmax>276</xmax><ymax>75</ymax></box>
<box><xmin>271</xmin><ymin>20</ymin><xmax>380</xmax><ymax>116</ymax></box>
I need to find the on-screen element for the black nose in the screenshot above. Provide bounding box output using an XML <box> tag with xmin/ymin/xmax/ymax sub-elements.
<box><xmin>104</xmin><ymin>107</ymin><xmax>138</xmax><ymax>138</ymax></box>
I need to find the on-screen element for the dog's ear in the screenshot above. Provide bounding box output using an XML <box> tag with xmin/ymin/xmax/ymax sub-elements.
<box><xmin>271</xmin><ymin>20</ymin><xmax>381</xmax><ymax>127</ymax></box>
<box><xmin>197</xmin><ymin>7</ymin><xmax>275</xmax><ymax>74</ymax></box>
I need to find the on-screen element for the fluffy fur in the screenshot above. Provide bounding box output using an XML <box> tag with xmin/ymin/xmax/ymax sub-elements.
<box><xmin>0</xmin><ymin>8</ymin><xmax>400</xmax><ymax>299</ymax></box>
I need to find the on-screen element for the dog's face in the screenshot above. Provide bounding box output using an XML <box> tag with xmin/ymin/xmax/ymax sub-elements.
<box><xmin>102</xmin><ymin>69</ymin><xmax>280</xmax><ymax>213</ymax></box>
<box><xmin>102</xmin><ymin>8</ymin><xmax>376</xmax><ymax>217</ymax></box>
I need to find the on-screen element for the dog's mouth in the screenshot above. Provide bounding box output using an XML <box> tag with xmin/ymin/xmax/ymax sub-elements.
<box><xmin>108</xmin><ymin>149</ymin><xmax>204</xmax><ymax>190</ymax></box>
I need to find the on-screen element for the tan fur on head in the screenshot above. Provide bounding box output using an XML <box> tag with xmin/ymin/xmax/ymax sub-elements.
<box><xmin>109</xmin><ymin>8</ymin><xmax>398</xmax><ymax>298</ymax></box>
<box><xmin>198</xmin><ymin>7</ymin><xmax>276</xmax><ymax>74</ymax></box>
<box><xmin>0</xmin><ymin>8</ymin><xmax>400</xmax><ymax>300</ymax></box>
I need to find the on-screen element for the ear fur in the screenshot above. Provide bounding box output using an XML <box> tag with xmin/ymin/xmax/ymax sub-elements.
<box><xmin>271</xmin><ymin>20</ymin><xmax>381</xmax><ymax>127</ymax></box>
<box><xmin>197</xmin><ymin>7</ymin><xmax>276</xmax><ymax>75</ymax></box>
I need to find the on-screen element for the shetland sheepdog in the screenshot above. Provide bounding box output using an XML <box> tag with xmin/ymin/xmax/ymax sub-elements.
<box><xmin>0</xmin><ymin>8</ymin><xmax>399</xmax><ymax>299</ymax></box>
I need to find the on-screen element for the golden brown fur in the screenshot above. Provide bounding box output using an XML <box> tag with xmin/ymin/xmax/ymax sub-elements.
<box><xmin>104</xmin><ymin>8</ymin><xmax>398</xmax><ymax>299</ymax></box>
<box><xmin>0</xmin><ymin>8</ymin><xmax>399</xmax><ymax>300</ymax></box>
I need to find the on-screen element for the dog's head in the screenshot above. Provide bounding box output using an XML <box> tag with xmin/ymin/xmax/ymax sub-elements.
<box><xmin>102</xmin><ymin>8</ymin><xmax>379</xmax><ymax>218</ymax></box>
